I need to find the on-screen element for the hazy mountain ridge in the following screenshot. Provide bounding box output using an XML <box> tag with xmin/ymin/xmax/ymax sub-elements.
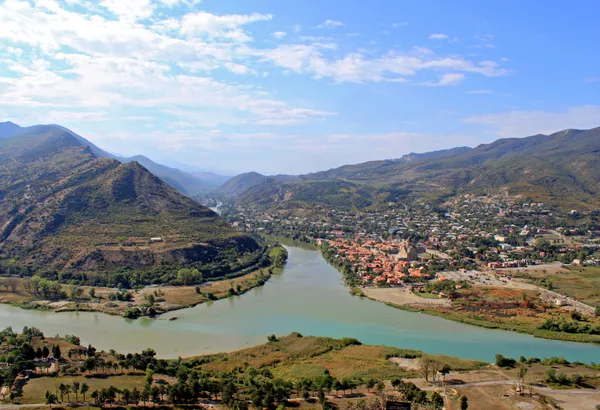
<box><xmin>0</xmin><ymin>126</ymin><xmax>260</xmax><ymax>273</ymax></box>
<box><xmin>230</xmin><ymin>126</ymin><xmax>600</xmax><ymax>210</ymax></box>
<box><xmin>0</xmin><ymin>122</ymin><xmax>223</xmax><ymax>197</ymax></box>
<box><xmin>216</xmin><ymin>172</ymin><xmax>278</xmax><ymax>197</ymax></box>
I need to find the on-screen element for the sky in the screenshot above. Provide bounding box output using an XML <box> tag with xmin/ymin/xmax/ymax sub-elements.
<box><xmin>0</xmin><ymin>0</ymin><xmax>599</xmax><ymax>176</ymax></box>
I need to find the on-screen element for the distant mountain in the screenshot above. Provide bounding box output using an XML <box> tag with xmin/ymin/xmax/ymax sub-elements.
<box><xmin>394</xmin><ymin>147</ymin><xmax>472</xmax><ymax>163</ymax></box>
<box><xmin>234</xmin><ymin>126</ymin><xmax>600</xmax><ymax>211</ymax></box>
<box><xmin>0</xmin><ymin>126</ymin><xmax>260</xmax><ymax>273</ymax></box>
<box><xmin>120</xmin><ymin>155</ymin><xmax>212</xmax><ymax>196</ymax></box>
<box><xmin>216</xmin><ymin>172</ymin><xmax>277</xmax><ymax>197</ymax></box>
<box><xmin>193</xmin><ymin>171</ymin><xmax>231</xmax><ymax>187</ymax></box>
<box><xmin>0</xmin><ymin>121</ymin><xmax>24</xmax><ymax>139</ymax></box>
<box><xmin>0</xmin><ymin>122</ymin><xmax>218</xmax><ymax>196</ymax></box>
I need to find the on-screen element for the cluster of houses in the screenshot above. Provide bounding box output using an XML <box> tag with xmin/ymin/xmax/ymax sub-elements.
<box><xmin>227</xmin><ymin>192</ymin><xmax>600</xmax><ymax>277</ymax></box>
<box><xmin>319</xmin><ymin>238</ymin><xmax>432</xmax><ymax>286</ymax></box>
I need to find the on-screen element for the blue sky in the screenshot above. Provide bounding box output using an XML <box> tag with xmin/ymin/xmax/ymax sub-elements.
<box><xmin>0</xmin><ymin>0</ymin><xmax>599</xmax><ymax>175</ymax></box>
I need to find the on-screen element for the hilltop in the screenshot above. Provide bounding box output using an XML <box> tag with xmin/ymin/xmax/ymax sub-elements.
<box><xmin>217</xmin><ymin>172</ymin><xmax>277</xmax><ymax>197</ymax></box>
<box><xmin>0</xmin><ymin>122</ymin><xmax>219</xmax><ymax>197</ymax></box>
<box><xmin>0</xmin><ymin>126</ymin><xmax>262</xmax><ymax>276</ymax></box>
<box><xmin>224</xmin><ymin>126</ymin><xmax>600</xmax><ymax>211</ymax></box>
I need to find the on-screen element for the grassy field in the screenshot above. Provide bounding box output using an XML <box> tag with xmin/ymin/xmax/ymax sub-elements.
<box><xmin>18</xmin><ymin>375</ymin><xmax>146</xmax><ymax>404</ymax></box>
<box><xmin>200</xmin><ymin>334</ymin><xmax>487</xmax><ymax>381</ymax></box>
<box><xmin>513</xmin><ymin>266</ymin><xmax>600</xmax><ymax>308</ymax></box>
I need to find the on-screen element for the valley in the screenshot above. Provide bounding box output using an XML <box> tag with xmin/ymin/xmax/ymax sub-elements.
<box><xmin>1</xmin><ymin>123</ymin><xmax>600</xmax><ymax>409</ymax></box>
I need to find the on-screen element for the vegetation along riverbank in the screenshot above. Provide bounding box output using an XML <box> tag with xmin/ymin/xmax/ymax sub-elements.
<box><xmin>3</xmin><ymin>328</ymin><xmax>600</xmax><ymax>410</ymax></box>
<box><xmin>319</xmin><ymin>242</ymin><xmax>600</xmax><ymax>345</ymax></box>
<box><xmin>0</xmin><ymin>244</ymin><xmax>288</xmax><ymax>319</ymax></box>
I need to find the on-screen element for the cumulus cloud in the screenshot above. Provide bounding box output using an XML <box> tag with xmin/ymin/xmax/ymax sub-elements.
<box><xmin>261</xmin><ymin>45</ymin><xmax>509</xmax><ymax>83</ymax></box>
<box><xmin>0</xmin><ymin>0</ymin><xmax>513</xmax><ymax>169</ymax></box>
<box><xmin>179</xmin><ymin>11</ymin><xmax>272</xmax><ymax>41</ymax></box>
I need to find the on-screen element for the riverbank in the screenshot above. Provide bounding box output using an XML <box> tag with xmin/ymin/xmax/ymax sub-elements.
<box><xmin>363</xmin><ymin>286</ymin><xmax>600</xmax><ymax>344</ymax></box>
<box><xmin>324</xmin><ymin>256</ymin><xmax>600</xmax><ymax>345</ymax></box>
<box><xmin>6</xmin><ymin>332</ymin><xmax>600</xmax><ymax>410</ymax></box>
<box><xmin>0</xmin><ymin>267</ymin><xmax>277</xmax><ymax>318</ymax></box>
<box><xmin>0</xmin><ymin>245</ymin><xmax>598</xmax><ymax>362</ymax></box>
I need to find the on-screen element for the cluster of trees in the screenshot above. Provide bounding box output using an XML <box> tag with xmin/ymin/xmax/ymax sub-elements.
<box><xmin>21</xmin><ymin>276</ymin><xmax>65</xmax><ymax>300</ymax></box>
<box><xmin>539</xmin><ymin>318</ymin><xmax>600</xmax><ymax>335</ymax></box>
<box><xmin>0</xmin><ymin>327</ymin><xmax>63</xmax><ymax>390</ymax></box>
<box><xmin>546</xmin><ymin>368</ymin><xmax>585</xmax><ymax>387</ymax></box>
<box><xmin>1</xmin><ymin>327</ymin><xmax>476</xmax><ymax>410</ymax></box>
<box><xmin>267</xmin><ymin>246</ymin><xmax>288</xmax><ymax>269</ymax></box>
<box><xmin>4</xmin><ymin>241</ymin><xmax>271</xmax><ymax>288</ymax></box>
<box><xmin>424</xmin><ymin>279</ymin><xmax>471</xmax><ymax>294</ymax></box>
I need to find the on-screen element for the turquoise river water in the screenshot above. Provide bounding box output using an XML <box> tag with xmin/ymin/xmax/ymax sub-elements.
<box><xmin>0</xmin><ymin>246</ymin><xmax>598</xmax><ymax>362</ymax></box>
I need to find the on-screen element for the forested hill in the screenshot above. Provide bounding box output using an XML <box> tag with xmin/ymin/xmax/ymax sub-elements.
<box><xmin>224</xmin><ymin>126</ymin><xmax>600</xmax><ymax>211</ymax></box>
<box><xmin>0</xmin><ymin>125</ymin><xmax>261</xmax><ymax>274</ymax></box>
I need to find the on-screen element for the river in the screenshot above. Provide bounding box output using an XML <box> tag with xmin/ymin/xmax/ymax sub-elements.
<box><xmin>0</xmin><ymin>246</ymin><xmax>598</xmax><ymax>362</ymax></box>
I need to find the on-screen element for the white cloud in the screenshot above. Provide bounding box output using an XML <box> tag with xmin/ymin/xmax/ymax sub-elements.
<box><xmin>422</xmin><ymin>73</ymin><xmax>465</xmax><ymax>86</ymax></box>
<box><xmin>262</xmin><ymin>45</ymin><xmax>510</xmax><ymax>83</ymax></box>
<box><xmin>272</xmin><ymin>31</ymin><xmax>287</xmax><ymax>39</ymax></box>
<box><xmin>317</xmin><ymin>19</ymin><xmax>344</xmax><ymax>29</ymax></box>
<box><xmin>429</xmin><ymin>33</ymin><xmax>458</xmax><ymax>43</ymax></box>
<box><xmin>429</xmin><ymin>33</ymin><xmax>449</xmax><ymax>40</ymax></box>
<box><xmin>223</xmin><ymin>62</ymin><xmax>255</xmax><ymax>75</ymax></box>
<box><xmin>100</xmin><ymin>0</ymin><xmax>154</xmax><ymax>22</ymax></box>
<box><xmin>156</xmin><ymin>0</ymin><xmax>202</xmax><ymax>7</ymax></box>
<box><xmin>462</xmin><ymin>105</ymin><xmax>600</xmax><ymax>137</ymax></box>
<box><xmin>392</xmin><ymin>22</ymin><xmax>409</xmax><ymax>28</ymax></box>
<box><xmin>584</xmin><ymin>77</ymin><xmax>600</xmax><ymax>83</ymax></box>
<box><xmin>179</xmin><ymin>11</ymin><xmax>271</xmax><ymax>41</ymax></box>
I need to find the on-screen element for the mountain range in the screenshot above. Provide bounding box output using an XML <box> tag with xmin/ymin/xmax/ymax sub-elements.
<box><xmin>0</xmin><ymin>124</ymin><xmax>260</xmax><ymax>273</ymax></box>
<box><xmin>0</xmin><ymin>122</ymin><xmax>228</xmax><ymax>197</ymax></box>
<box><xmin>219</xmin><ymin>127</ymin><xmax>600</xmax><ymax>211</ymax></box>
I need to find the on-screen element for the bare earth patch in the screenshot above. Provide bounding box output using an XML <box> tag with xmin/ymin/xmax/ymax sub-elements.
<box><xmin>363</xmin><ymin>287</ymin><xmax>451</xmax><ymax>307</ymax></box>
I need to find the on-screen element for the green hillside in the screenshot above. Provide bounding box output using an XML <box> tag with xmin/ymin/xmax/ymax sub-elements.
<box><xmin>0</xmin><ymin>127</ymin><xmax>262</xmax><ymax>275</ymax></box>
<box><xmin>231</xmin><ymin>126</ymin><xmax>600</xmax><ymax>211</ymax></box>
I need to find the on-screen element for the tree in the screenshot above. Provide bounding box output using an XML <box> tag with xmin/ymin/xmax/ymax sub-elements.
<box><xmin>59</xmin><ymin>383</ymin><xmax>67</xmax><ymax>403</ymax></box>
<box><xmin>81</xmin><ymin>383</ymin><xmax>89</xmax><ymax>402</ymax></box>
<box><xmin>64</xmin><ymin>385</ymin><xmax>72</xmax><ymax>402</ymax></box>
<box><xmin>91</xmin><ymin>390</ymin><xmax>99</xmax><ymax>405</ymax></box>
<box><xmin>73</xmin><ymin>381</ymin><xmax>80</xmax><ymax>402</ymax></box>
<box><xmin>52</xmin><ymin>345</ymin><xmax>61</xmax><ymax>360</ymax></box>
<box><xmin>45</xmin><ymin>391</ymin><xmax>58</xmax><ymax>408</ymax></box>
<box><xmin>460</xmin><ymin>395</ymin><xmax>469</xmax><ymax>410</ymax></box>
<box><xmin>42</xmin><ymin>345</ymin><xmax>50</xmax><ymax>359</ymax></box>
<box><xmin>70</xmin><ymin>285</ymin><xmax>83</xmax><ymax>301</ymax></box>
<box><xmin>89</xmin><ymin>287</ymin><xmax>96</xmax><ymax>298</ymax></box>
<box><xmin>145</xmin><ymin>367</ymin><xmax>154</xmax><ymax>385</ymax></box>
<box><xmin>177</xmin><ymin>268</ymin><xmax>201</xmax><ymax>286</ymax></box>
<box><xmin>122</xmin><ymin>388</ymin><xmax>131</xmax><ymax>405</ymax></box>
<box><xmin>431</xmin><ymin>392</ymin><xmax>444</xmax><ymax>409</ymax></box>
<box><xmin>518</xmin><ymin>367</ymin><xmax>528</xmax><ymax>393</ymax></box>
<box><xmin>419</xmin><ymin>357</ymin><xmax>433</xmax><ymax>382</ymax></box>
<box><xmin>131</xmin><ymin>387</ymin><xmax>141</xmax><ymax>405</ymax></box>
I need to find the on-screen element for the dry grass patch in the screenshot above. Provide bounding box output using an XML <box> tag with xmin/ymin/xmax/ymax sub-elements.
<box><xmin>18</xmin><ymin>375</ymin><xmax>146</xmax><ymax>404</ymax></box>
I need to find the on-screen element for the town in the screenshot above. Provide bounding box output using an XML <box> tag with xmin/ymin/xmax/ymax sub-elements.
<box><xmin>220</xmin><ymin>193</ymin><xmax>600</xmax><ymax>287</ymax></box>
